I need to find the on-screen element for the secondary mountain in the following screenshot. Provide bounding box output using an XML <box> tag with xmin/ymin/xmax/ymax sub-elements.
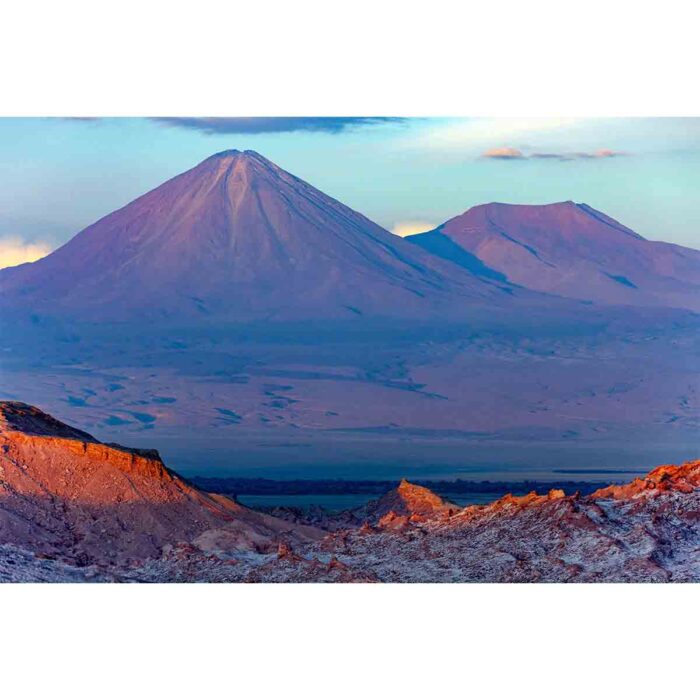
<box><xmin>0</xmin><ymin>150</ymin><xmax>513</xmax><ymax>323</ymax></box>
<box><xmin>408</xmin><ymin>201</ymin><xmax>700</xmax><ymax>311</ymax></box>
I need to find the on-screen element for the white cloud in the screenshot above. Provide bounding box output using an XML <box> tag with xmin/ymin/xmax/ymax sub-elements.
<box><xmin>391</xmin><ymin>220</ymin><xmax>437</xmax><ymax>237</ymax></box>
<box><xmin>0</xmin><ymin>237</ymin><xmax>52</xmax><ymax>269</ymax></box>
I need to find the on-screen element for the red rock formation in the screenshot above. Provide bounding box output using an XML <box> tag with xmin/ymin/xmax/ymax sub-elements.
<box><xmin>0</xmin><ymin>402</ymin><xmax>320</xmax><ymax>567</ymax></box>
<box><xmin>591</xmin><ymin>460</ymin><xmax>700</xmax><ymax>499</ymax></box>
<box><xmin>364</xmin><ymin>478</ymin><xmax>456</xmax><ymax>524</ymax></box>
<box><xmin>301</xmin><ymin>466</ymin><xmax>700</xmax><ymax>582</ymax></box>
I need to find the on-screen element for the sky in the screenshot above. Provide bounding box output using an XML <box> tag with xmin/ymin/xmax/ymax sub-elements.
<box><xmin>0</xmin><ymin>117</ymin><xmax>698</xmax><ymax>268</ymax></box>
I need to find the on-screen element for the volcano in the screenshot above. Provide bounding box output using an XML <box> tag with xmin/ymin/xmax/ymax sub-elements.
<box><xmin>408</xmin><ymin>201</ymin><xmax>700</xmax><ymax>310</ymax></box>
<box><xmin>0</xmin><ymin>150</ymin><xmax>512</xmax><ymax>322</ymax></box>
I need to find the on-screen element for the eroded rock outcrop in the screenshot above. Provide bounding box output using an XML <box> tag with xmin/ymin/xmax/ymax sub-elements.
<box><xmin>309</xmin><ymin>464</ymin><xmax>700</xmax><ymax>582</ymax></box>
<box><xmin>0</xmin><ymin>402</ymin><xmax>320</xmax><ymax>567</ymax></box>
<box><xmin>362</xmin><ymin>479</ymin><xmax>457</xmax><ymax>528</ymax></box>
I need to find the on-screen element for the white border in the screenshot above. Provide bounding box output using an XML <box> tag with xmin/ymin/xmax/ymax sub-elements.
<box><xmin>2</xmin><ymin>583</ymin><xmax>698</xmax><ymax>699</ymax></box>
<box><xmin>3</xmin><ymin>1</ymin><xmax>699</xmax><ymax>117</ymax></box>
<box><xmin>2</xmin><ymin>2</ymin><xmax>698</xmax><ymax>697</ymax></box>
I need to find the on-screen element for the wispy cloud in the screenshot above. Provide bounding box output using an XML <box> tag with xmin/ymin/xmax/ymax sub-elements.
<box><xmin>531</xmin><ymin>148</ymin><xmax>627</xmax><ymax>161</ymax></box>
<box><xmin>149</xmin><ymin>117</ymin><xmax>407</xmax><ymax>135</ymax></box>
<box><xmin>0</xmin><ymin>236</ymin><xmax>52</xmax><ymax>269</ymax></box>
<box><xmin>391</xmin><ymin>220</ymin><xmax>437</xmax><ymax>237</ymax></box>
<box><xmin>483</xmin><ymin>146</ymin><xmax>628</xmax><ymax>161</ymax></box>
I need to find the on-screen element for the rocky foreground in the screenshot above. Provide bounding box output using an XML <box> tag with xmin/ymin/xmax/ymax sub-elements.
<box><xmin>1</xmin><ymin>401</ymin><xmax>698</xmax><ymax>583</ymax></box>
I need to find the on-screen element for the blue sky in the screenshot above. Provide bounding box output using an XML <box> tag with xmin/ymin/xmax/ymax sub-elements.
<box><xmin>0</xmin><ymin>117</ymin><xmax>698</xmax><ymax>267</ymax></box>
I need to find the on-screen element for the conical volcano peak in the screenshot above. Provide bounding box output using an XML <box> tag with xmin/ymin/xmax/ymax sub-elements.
<box><xmin>0</xmin><ymin>147</ymin><xmax>506</xmax><ymax>322</ymax></box>
<box><xmin>196</xmin><ymin>149</ymin><xmax>293</xmax><ymax>191</ymax></box>
<box><xmin>202</xmin><ymin>149</ymin><xmax>279</xmax><ymax>170</ymax></box>
<box><xmin>208</xmin><ymin>148</ymin><xmax>242</xmax><ymax>159</ymax></box>
<box><xmin>205</xmin><ymin>148</ymin><xmax>272</xmax><ymax>165</ymax></box>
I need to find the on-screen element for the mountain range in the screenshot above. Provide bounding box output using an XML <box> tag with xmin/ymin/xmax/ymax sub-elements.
<box><xmin>0</xmin><ymin>151</ymin><xmax>697</xmax><ymax>479</ymax></box>
<box><xmin>0</xmin><ymin>150</ymin><xmax>516</xmax><ymax>323</ymax></box>
<box><xmin>2</xmin><ymin>150</ymin><xmax>698</xmax><ymax>322</ymax></box>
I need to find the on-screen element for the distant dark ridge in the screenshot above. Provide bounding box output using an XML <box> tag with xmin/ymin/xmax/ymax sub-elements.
<box><xmin>553</xmin><ymin>468</ymin><xmax>644</xmax><ymax>475</ymax></box>
<box><xmin>190</xmin><ymin>477</ymin><xmax>611</xmax><ymax>499</ymax></box>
